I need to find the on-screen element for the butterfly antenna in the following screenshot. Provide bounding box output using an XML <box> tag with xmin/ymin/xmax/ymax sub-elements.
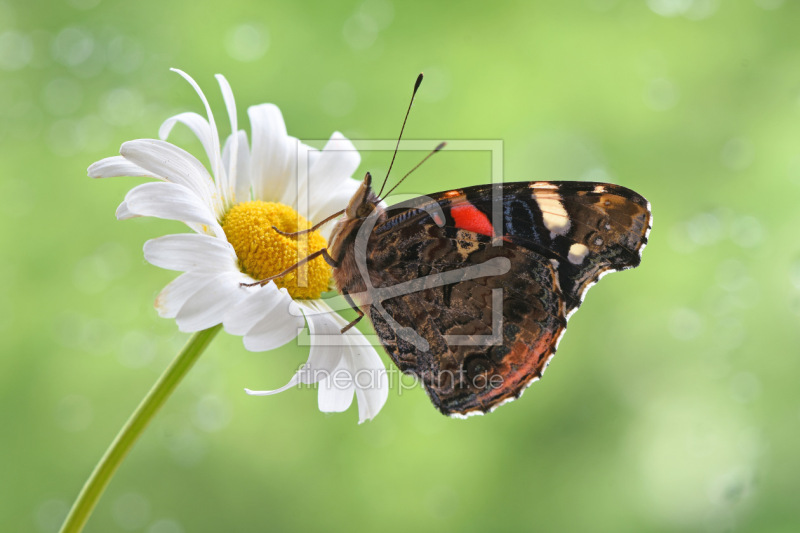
<box><xmin>377</xmin><ymin>73</ymin><xmax>424</xmax><ymax>198</ymax></box>
<box><xmin>382</xmin><ymin>142</ymin><xmax>446</xmax><ymax>199</ymax></box>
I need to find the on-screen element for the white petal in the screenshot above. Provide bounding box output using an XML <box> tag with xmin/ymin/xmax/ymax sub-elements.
<box><xmin>215</xmin><ymin>73</ymin><xmax>238</xmax><ymax>207</ymax></box>
<box><xmin>307</xmin><ymin>132</ymin><xmax>361</xmax><ymax>221</ymax></box>
<box><xmin>124</xmin><ymin>182</ymin><xmax>225</xmax><ymax>238</ymax></box>
<box><xmin>301</xmin><ymin>305</ymin><xmax>349</xmax><ymax>373</ymax></box>
<box><xmin>245</xmin><ymin>373</ymin><xmax>302</xmax><ymax>396</ymax></box>
<box><xmin>248</xmin><ymin>103</ymin><xmax>299</xmax><ymax>202</ymax></box>
<box><xmin>115</xmin><ymin>201</ymin><xmax>138</xmax><ymax>220</ymax></box>
<box><xmin>317</xmin><ymin>356</ymin><xmax>355</xmax><ymax>413</ymax></box>
<box><xmin>350</xmin><ymin>347</ymin><xmax>389</xmax><ymax>423</ymax></box>
<box><xmin>308</xmin><ymin>301</ymin><xmax>388</xmax><ymax>421</ymax></box>
<box><xmin>155</xmin><ymin>272</ymin><xmax>217</xmax><ymax>319</ymax></box>
<box><xmin>309</xmin><ymin>177</ymin><xmax>360</xmax><ymax>229</ymax></box>
<box><xmin>175</xmin><ymin>271</ymin><xmax>252</xmax><ymax>332</ymax></box>
<box><xmin>143</xmin><ymin>234</ymin><xmax>238</xmax><ymax>273</ymax></box>
<box><xmin>244</xmin><ymin>318</ymin><xmax>343</xmax><ymax>395</ymax></box>
<box><xmin>308</xmin><ymin>149</ymin><xmax>321</xmax><ymax>170</ymax></box>
<box><xmin>120</xmin><ymin>139</ymin><xmax>217</xmax><ymax>213</ymax></box>
<box><xmin>245</xmin><ymin>300</ymin><xmax>388</xmax><ymax>421</ymax></box>
<box><xmin>241</xmin><ymin>296</ymin><xmax>305</xmax><ymax>352</ymax></box>
<box><xmin>243</xmin><ymin>302</ymin><xmax>347</xmax><ymax>396</ymax></box>
<box><xmin>223</xmin><ymin>130</ymin><xmax>251</xmax><ymax>203</ymax></box>
<box><xmin>310</xmin><ymin>132</ymin><xmax>360</xmax><ymax>188</ymax></box>
<box><xmin>242</xmin><ymin>302</ymin><xmax>345</xmax><ymax>396</ymax></box>
<box><xmin>282</xmin><ymin>141</ymin><xmax>315</xmax><ymax>209</ymax></box>
<box><xmin>223</xmin><ymin>283</ymin><xmax>286</xmax><ymax>335</ymax></box>
<box><xmin>88</xmin><ymin>155</ymin><xmax>159</xmax><ymax>179</ymax></box>
<box><xmin>170</xmin><ymin>68</ymin><xmax>225</xmax><ymax>188</ymax></box>
<box><xmin>158</xmin><ymin>111</ymin><xmax>216</xmax><ymax>170</ymax></box>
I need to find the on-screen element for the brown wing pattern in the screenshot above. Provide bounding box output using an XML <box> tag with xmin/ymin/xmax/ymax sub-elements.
<box><xmin>367</xmin><ymin>225</ymin><xmax>567</xmax><ymax>416</ymax></box>
<box><xmin>340</xmin><ymin>181</ymin><xmax>651</xmax><ymax>416</ymax></box>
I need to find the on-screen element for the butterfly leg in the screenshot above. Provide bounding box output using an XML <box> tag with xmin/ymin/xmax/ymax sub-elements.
<box><xmin>339</xmin><ymin>289</ymin><xmax>364</xmax><ymax>334</ymax></box>
<box><xmin>240</xmin><ymin>248</ymin><xmax>338</xmax><ymax>287</ymax></box>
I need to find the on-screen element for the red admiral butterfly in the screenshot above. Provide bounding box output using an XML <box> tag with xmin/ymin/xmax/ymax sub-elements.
<box><xmin>266</xmin><ymin>74</ymin><xmax>652</xmax><ymax>417</ymax></box>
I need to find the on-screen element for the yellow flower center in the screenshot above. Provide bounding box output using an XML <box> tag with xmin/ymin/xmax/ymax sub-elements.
<box><xmin>222</xmin><ymin>201</ymin><xmax>331</xmax><ymax>300</ymax></box>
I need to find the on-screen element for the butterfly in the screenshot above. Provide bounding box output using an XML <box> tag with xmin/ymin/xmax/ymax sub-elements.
<box><xmin>265</xmin><ymin>74</ymin><xmax>652</xmax><ymax>417</ymax></box>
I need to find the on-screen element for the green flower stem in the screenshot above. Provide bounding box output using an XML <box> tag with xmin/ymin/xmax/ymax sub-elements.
<box><xmin>59</xmin><ymin>324</ymin><xmax>223</xmax><ymax>533</ymax></box>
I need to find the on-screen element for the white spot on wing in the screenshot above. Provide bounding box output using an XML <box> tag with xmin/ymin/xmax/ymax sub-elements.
<box><xmin>568</xmin><ymin>243</ymin><xmax>589</xmax><ymax>264</ymax></box>
<box><xmin>533</xmin><ymin>192</ymin><xmax>571</xmax><ymax>236</ymax></box>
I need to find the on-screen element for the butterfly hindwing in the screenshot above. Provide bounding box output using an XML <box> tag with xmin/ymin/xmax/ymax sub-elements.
<box><xmin>366</xmin><ymin>225</ymin><xmax>567</xmax><ymax>415</ymax></box>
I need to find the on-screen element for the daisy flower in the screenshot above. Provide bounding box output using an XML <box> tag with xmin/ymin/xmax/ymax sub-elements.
<box><xmin>89</xmin><ymin>69</ymin><xmax>388</xmax><ymax>423</ymax></box>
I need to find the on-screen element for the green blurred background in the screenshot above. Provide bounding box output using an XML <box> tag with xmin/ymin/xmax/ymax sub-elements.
<box><xmin>2</xmin><ymin>0</ymin><xmax>799</xmax><ymax>531</ymax></box>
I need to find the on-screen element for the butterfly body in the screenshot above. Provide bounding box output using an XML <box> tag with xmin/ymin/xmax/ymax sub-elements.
<box><xmin>327</xmin><ymin>175</ymin><xmax>652</xmax><ymax>417</ymax></box>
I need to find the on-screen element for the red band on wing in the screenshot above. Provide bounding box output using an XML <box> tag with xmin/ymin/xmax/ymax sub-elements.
<box><xmin>451</xmin><ymin>203</ymin><xmax>494</xmax><ymax>237</ymax></box>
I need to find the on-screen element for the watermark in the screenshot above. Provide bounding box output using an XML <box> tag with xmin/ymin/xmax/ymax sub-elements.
<box><xmin>291</xmin><ymin>138</ymin><xmax>507</xmax><ymax>348</ymax></box>
<box><xmin>288</xmin><ymin>362</ymin><xmax>505</xmax><ymax>394</ymax></box>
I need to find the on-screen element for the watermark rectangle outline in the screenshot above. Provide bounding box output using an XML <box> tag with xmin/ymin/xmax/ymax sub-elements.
<box><xmin>292</xmin><ymin>138</ymin><xmax>505</xmax><ymax>347</ymax></box>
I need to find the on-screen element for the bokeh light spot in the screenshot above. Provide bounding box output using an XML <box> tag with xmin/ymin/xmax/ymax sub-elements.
<box><xmin>52</xmin><ymin>27</ymin><xmax>94</xmax><ymax>67</ymax></box>
<box><xmin>647</xmin><ymin>0</ymin><xmax>719</xmax><ymax>19</ymax></box>
<box><xmin>688</xmin><ymin>212</ymin><xmax>724</xmax><ymax>246</ymax></box>
<box><xmin>343</xmin><ymin>12</ymin><xmax>378</xmax><ymax>50</ymax></box>
<box><xmin>225</xmin><ymin>23</ymin><xmax>269</xmax><ymax>62</ymax></box>
<box><xmin>112</xmin><ymin>492</ymin><xmax>152</xmax><ymax>531</ymax></box>
<box><xmin>34</xmin><ymin>499</ymin><xmax>68</xmax><ymax>533</ymax></box>
<box><xmin>0</xmin><ymin>30</ymin><xmax>33</xmax><ymax>70</ymax></box>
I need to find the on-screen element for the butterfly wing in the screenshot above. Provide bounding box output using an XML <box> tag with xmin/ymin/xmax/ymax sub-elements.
<box><xmin>353</xmin><ymin>181</ymin><xmax>651</xmax><ymax>416</ymax></box>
